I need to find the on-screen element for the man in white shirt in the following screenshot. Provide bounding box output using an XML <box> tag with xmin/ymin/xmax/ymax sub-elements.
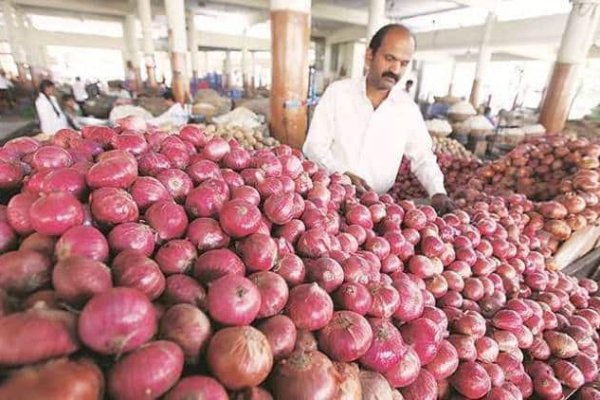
<box><xmin>303</xmin><ymin>24</ymin><xmax>455</xmax><ymax>213</ymax></box>
<box><xmin>35</xmin><ymin>79</ymin><xmax>69</xmax><ymax>134</ymax></box>
<box><xmin>72</xmin><ymin>77</ymin><xmax>88</xmax><ymax>109</ymax></box>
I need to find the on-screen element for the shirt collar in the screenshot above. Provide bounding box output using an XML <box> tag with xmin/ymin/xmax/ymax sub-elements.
<box><xmin>356</xmin><ymin>75</ymin><xmax>404</xmax><ymax>105</ymax></box>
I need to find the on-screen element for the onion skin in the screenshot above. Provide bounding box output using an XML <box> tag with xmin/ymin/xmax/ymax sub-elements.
<box><xmin>359</xmin><ymin>370</ymin><xmax>393</xmax><ymax>400</ymax></box>
<box><xmin>384</xmin><ymin>346</ymin><xmax>421</xmax><ymax>388</ymax></box>
<box><xmin>78</xmin><ymin>287</ymin><xmax>157</xmax><ymax>355</ymax></box>
<box><xmin>108</xmin><ymin>340</ymin><xmax>184</xmax><ymax>400</ymax></box>
<box><xmin>165</xmin><ymin>376</ymin><xmax>228</xmax><ymax>400</ymax></box>
<box><xmin>159</xmin><ymin>304</ymin><xmax>212</xmax><ymax>365</ymax></box>
<box><xmin>207</xmin><ymin>326</ymin><xmax>273</xmax><ymax>390</ymax></box>
<box><xmin>257</xmin><ymin>315</ymin><xmax>297</xmax><ymax>361</ymax></box>
<box><xmin>52</xmin><ymin>257</ymin><xmax>112</xmax><ymax>306</ymax></box>
<box><xmin>318</xmin><ymin>311</ymin><xmax>373</xmax><ymax>362</ymax></box>
<box><xmin>55</xmin><ymin>225</ymin><xmax>109</xmax><ymax>262</ymax></box>
<box><xmin>0</xmin><ymin>358</ymin><xmax>104</xmax><ymax>400</ymax></box>
<box><xmin>272</xmin><ymin>350</ymin><xmax>338</xmax><ymax>400</ymax></box>
<box><xmin>0</xmin><ymin>307</ymin><xmax>80</xmax><ymax>366</ymax></box>
<box><xmin>425</xmin><ymin>339</ymin><xmax>459</xmax><ymax>380</ymax></box>
<box><xmin>359</xmin><ymin>318</ymin><xmax>405</xmax><ymax>373</ymax></box>
<box><xmin>400</xmin><ymin>369</ymin><xmax>438</xmax><ymax>400</ymax></box>
<box><xmin>286</xmin><ymin>283</ymin><xmax>334</xmax><ymax>331</ymax></box>
<box><xmin>0</xmin><ymin>249</ymin><xmax>52</xmax><ymax>295</ymax></box>
<box><xmin>207</xmin><ymin>275</ymin><xmax>261</xmax><ymax>326</ymax></box>
<box><xmin>162</xmin><ymin>274</ymin><xmax>206</xmax><ymax>309</ymax></box>
<box><xmin>450</xmin><ymin>361</ymin><xmax>492</xmax><ymax>399</ymax></box>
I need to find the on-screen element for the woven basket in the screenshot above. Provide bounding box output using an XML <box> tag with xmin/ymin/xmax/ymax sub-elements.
<box><xmin>448</xmin><ymin>112</ymin><xmax>473</xmax><ymax>122</ymax></box>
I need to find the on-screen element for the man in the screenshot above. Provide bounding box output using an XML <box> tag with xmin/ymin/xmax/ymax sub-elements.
<box><xmin>35</xmin><ymin>79</ymin><xmax>69</xmax><ymax>134</ymax></box>
<box><xmin>72</xmin><ymin>77</ymin><xmax>88</xmax><ymax>112</ymax></box>
<box><xmin>303</xmin><ymin>24</ymin><xmax>455</xmax><ymax>214</ymax></box>
<box><xmin>405</xmin><ymin>79</ymin><xmax>414</xmax><ymax>93</ymax></box>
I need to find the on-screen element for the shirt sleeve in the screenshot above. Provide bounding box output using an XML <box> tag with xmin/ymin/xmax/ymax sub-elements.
<box><xmin>404</xmin><ymin>109</ymin><xmax>447</xmax><ymax>197</ymax></box>
<box><xmin>302</xmin><ymin>86</ymin><xmax>340</xmax><ymax>173</ymax></box>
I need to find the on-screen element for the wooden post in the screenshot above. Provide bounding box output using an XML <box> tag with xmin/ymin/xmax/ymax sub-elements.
<box><xmin>270</xmin><ymin>0</ymin><xmax>311</xmax><ymax>149</ymax></box>
<box><xmin>165</xmin><ymin>0</ymin><xmax>188</xmax><ymax>103</ymax></box>
<box><xmin>539</xmin><ymin>0</ymin><xmax>600</xmax><ymax>133</ymax></box>
<box><xmin>138</xmin><ymin>0</ymin><xmax>157</xmax><ymax>88</ymax></box>
<box><xmin>469</xmin><ymin>12</ymin><xmax>495</xmax><ymax>108</ymax></box>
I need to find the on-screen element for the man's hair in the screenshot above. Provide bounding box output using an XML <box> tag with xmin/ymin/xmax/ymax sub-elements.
<box><xmin>406</xmin><ymin>80</ymin><xmax>414</xmax><ymax>85</ymax></box>
<box><xmin>75</xmin><ymin>77</ymin><xmax>81</xmax><ymax>81</ymax></box>
<box><xmin>62</xmin><ymin>94</ymin><xmax>74</xmax><ymax>102</ymax></box>
<box><xmin>368</xmin><ymin>24</ymin><xmax>416</xmax><ymax>54</ymax></box>
<box><xmin>162</xmin><ymin>89</ymin><xmax>175</xmax><ymax>101</ymax></box>
<box><xmin>39</xmin><ymin>79</ymin><xmax>55</xmax><ymax>93</ymax></box>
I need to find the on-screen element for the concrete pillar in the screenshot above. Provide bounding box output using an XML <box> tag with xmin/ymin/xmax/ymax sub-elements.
<box><xmin>540</xmin><ymin>0</ymin><xmax>600</xmax><ymax>132</ymax></box>
<box><xmin>138</xmin><ymin>0</ymin><xmax>157</xmax><ymax>88</ymax></box>
<box><xmin>250</xmin><ymin>51</ymin><xmax>257</xmax><ymax>94</ymax></box>
<box><xmin>124</xmin><ymin>14</ymin><xmax>142</xmax><ymax>93</ymax></box>
<box><xmin>3</xmin><ymin>1</ymin><xmax>27</xmax><ymax>81</ymax></box>
<box><xmin>323</xmin><ymin>42</ymin><xmax>332</xmax><ymax>80</ymax></box>
<box><xmin>223</xmin><ymin>50</ymin><xmax>232</xmax><ymax>90</ymax></box>
<box><xmin>241</xmin><ymin>29</ymin><xmax>250</xmax><ymax>94</ymax></box>
<box><xmin>448</xmin><ymin>58</ymin><xmax>457</xmax><ymax>96</ymax></box>
<box><xmin>186</xmin><ymin>11</ymin><xmax>199</xmax><ymax>80</ymax></box>
<box><xmin>165</xmin><ymin>0</ymin><xmax>188</xmax><ymax>103</ymax></box>
<box><xmin>270</xmin><ymin>0</ymin><xmax>311</xmax><ymax>149</ymax></box>
<box><xmin>367</xmin><ymin>0</ymin><xmax>387</xmax><ymax>42</ymax></box>
<box><xmin>469</xmin><ymin>11</ymin><xmax>495</xmax><ymax>108</ymax></box>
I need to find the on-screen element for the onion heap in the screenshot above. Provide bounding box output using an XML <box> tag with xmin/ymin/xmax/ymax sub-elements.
<box><xmin>0</xmin><ymin>120</ymin><xmax>598</xmax><ymax>399</ymax></box>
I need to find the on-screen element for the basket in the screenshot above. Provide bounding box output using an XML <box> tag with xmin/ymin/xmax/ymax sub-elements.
<box><xmin>448</xmin><ymin>112</ymin><xmax>473</xmax><ymax>122</ymax></box>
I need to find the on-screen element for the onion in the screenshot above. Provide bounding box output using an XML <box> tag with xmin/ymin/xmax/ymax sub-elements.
<box><xmin>257</xmin><ymin>315</ymin><xmax>297</xmax><ymax>361</ymax></box>
<box><xmin>450</xmin><ymin>361</ymin><xmax>491</xmax><ymax>399</ymax></box>
<box><xmin>305</xmin><ymin>257</ymin><xmax>344</xmax><ymax>293</ymax></box>
<box><xmin>0</xmin><ymin>160</ymin><xmax>23</xmax><ymax>189</ymax></box>
<box><xmin>29</xmin><ymin>192</ymin><xmax>84</xmax><ymax>235</ymax></box>
<box><xmin>6</xmin><ymin>192</ymin><xmax>37</xmax><ymax>235</ymax></box>
<box><xmin>108</xmin><ymin>222</ymin><xmax>155</xmax><ymax>256</ymax></box>
<box><xmin>475</xmin><ymin>336</ymin><xmax>499</xmax><ymax>363</ymax></box>
<box><xmin>165</xmin><ymin>376</ymin><xmax>228</xmax><ymax>400</ymax></box>
<box><xmin>367</xmin><ymin>282</ymin><xmax>400</xmax><ymax>318</ymax></box>
<box><xmin>112</xmin><ymin>251</ymin><xmax>165</xmax><ymax>300</ymax></box>
<box><xmin>207</xmin><ymin>274</ymin><xmax>260</xmax><ymax>326</ymax></box>
<box><xmin>359</xmin><ymin>370</ymin><xmax>393</xmax><ymax>400</ymax></box>
<box><xmin>145</xmin><ymin>200</ymin><xmax>188</xmax><ymax>241</ymax></box>
<box><xmin>203</xmin><ymin>137</ymin><xmax>231</xmax><ymax>162</ymax></box>
<box><xmin>130</xmin><ymin>176</ymin><xmax>171</xmax><ymax>210</ymax></box>
<box><xmin>453</xmin><ymin>311</ymin><xmax>487</xmax><ymax>339</ymax></box>
<box><xmin>317</xmin><ymin>311</ymin><xmax>373</xmax><ymax>362</ymax></box>
<box><xmin>52</xmin><ymin>256</ymin><xmax>112</xmax><ymax>306</ymax></box>
<box><xmin>272</xmin><ymin>350</ymin><xmax>338</xmax><ymax>400</ymax></box>
<box><xmin>334</xmin><ymin>282</ymin><xmax>373</xmax><ymax>315</ymax></box>
<box><xmin>574</xmin><ymin>353</ymin><xmax>599</xmax><ymax>383</ymax></box>
<box><xmin>207</xmin><ymin>326</ymin><xmax>272</xmax><ymax>390</ymax></box>
<box><xmin>553</xmin><ymin>359</ymin><xmax>584</xmax><ymax>389</ymax></box>
<box><xmin>391</xmin><ymin>275</ymin><xmax>424</xmax><ymax>322</ymax></box>
<box><xmin>155</xmin><ymin>239</ymin><xmax>197</xmax><ymax>275</ymax></box>
<box><xmin>86</xmin><ymin>152</ymin><xmax>136</xmax><ymax>189</ymax></box>
<box><xmin>272</xmin><ymin>253</ymin><xmax>305</xmax><ymax>286</ymax></box>
<box><xmin>425</xmin><ymin>339</ymin><xmax>459</xmax><ymax>380</ymax></box>
<box><xmin>533</xmin><ymin>375</ymin><xmax>563</xmax><ymax>400</ymax></box>
<box><xmin>234</xmin><ymin>233</ymin><xmax>277</xmax><ymax>271</ymax></box>
<box><xmin>544</xmin><ymin>330</ymin><xmax>578</xmax><ymax>358</ymax></box>
<box><xmin>264</xmin><ymin>192</ymin><xmax>296</xmax><ymax>225</ymax></box>
<box><xmin>492</xmin><ymin>309</ymin><xmax>523</xmax><ymax>331</ymax></box>
<box><xmin>31</xmin><ymin>145</ymin><xmax>73</xmax><ymax>170</ymax></box>
<box><xmin>400</xmin><ymin>369</ymin><xmax>437</xmax><ymax>400</ymax></box>
<box><xmin>0</xmin><ymin>249</ymin><xmax>51</xmax><ymax>295</ymax></box>
<box><xmin>400</xmin><ymin>317</ymin><xmax>442</xmax><ymax>365</ymax></box>
<box><xmin>78</xmin><ymin>287</ymin><xmax>156</xmax><ymax>355</ymax></box>
<box><xmin>157</xmin><ymin>169</ymin><xmax>193</xmax><ymax>203</ymax></box>
<box><xmin>187</xmin><ymin>217</ymin><xmax>230</xmax><ymax>252</ymax></box>
<box><xmin>250</xmin><ymin>271</ymin><xmax>289</xmax><ymax>318</ymax></box>
<box><xmin>55</xmin><ymin>225</ymin><xmax>109</xmax><ymax>262</ymax></box>
<box><xmin>90</xmin><ymin>187</ymin><xmax>139</xmax><ymax>226</ymax></box>
<box><xmin>219</xmin><ymin>199</ymin><xmax>262</xmax><ymax>238</ymax></box>
<box><xmin>193</xmin><ymin>248</ymin><xmax>245</xmax><ymax>284</ymax></box>
<box><xmin>159</xmin><ymin>304</ymin><xmax>211</xmax><ymax>365</ymax></box>
<box><xmin>108</xmin><ymin>340</ymin><xmax>184</xmax><ymax>400</ymax></box>
<box><xmin>0</xmin><ymin>358</ymin><xmax>103</xmax><ymax>400</ymax></box>
<box><xmin>407</xmin><ymin>255</ymin><xmax>438</xmax><ymax>279</ymax></box>
<box><xmin>19</xmin><ymin>232</ymin><xmax>56</xmax><ymax>257</ymax></box>
<box><xmin>357</xmin><ymin>318</ymin><xmax>404</xmax><ymax>373</ymax></box>
<box><xmin>0</xmin><ymin>307</ymin><xmax>79</xmax><ymax>366</ymax></box>
<box><xmin>286</xmin><ymin>283</ymin><xmax>334</xmax><ymax>331</ymax></box>
<box><xmin>448</xmin><ymin>334</ymin><xmax>477</xmax><ymax>361</ymax></box>
<box><xmin>162</xmin><ymin>274</ymin><xmax>206</xmax><ymax>309</ymax></box>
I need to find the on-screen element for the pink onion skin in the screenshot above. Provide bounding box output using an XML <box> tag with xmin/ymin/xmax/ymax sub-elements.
<box><xmin>286</xmin><ymin>283</ymin><xmax>334</xmax><ymax>331</ymax></box>
<box><xmin>155</xmin><ymin>239</ymin><xmax>197</xmax><ymax>275</ymax></box>
<box><xmin>400</xmin><ymin>368</ymin><xmax>437</xmax><ymax>400</ymax></box>
<box><xmin>108</xmin><ymin>222</ymin><xmax>156</xmax><ymax>256</ymax></box>
<box><xmin>250</xmin><ymin>271</ymin><xmax>289</xmax><ymax>319</ymax></box>
<box><xmin>29</xmin><ymin>192</ymin><xmax>84</xmax><ymax>236</ymax></box>
<box><xmin>256</xmin><ymin>314</ymin><xmax>297</xmax><ymax>361</ymax></box>
<box><xmin>0</xmin><ymin>249</ymin><xmax>52</xmax><ymax>295</ymax></box>
<box><xmin>145</xmin><ymin>200</ymin><xmax>188</xmax><ymax>241</ymax></box>
<box><xmin>193</xmin><ymin>248</ymin><xmax>245</xmax><ymax>284</ymax></box>
<box><xmin>186</xmin><ymin>217</ymin><xmax>230</xmax><ymax>252</ymax></box>
<box><xmin>55</xmin><ymin>225</ymin><xmax>109</xmax><ymax>262</ymax></box>
<box><xmin>90</xmin><ymin>187</ymin><xmax>139</xmax><ymax>226</ymax></box>
<box><xmin>165</xmin><ymin>376</ymin><xmax>228</xmax><ymax>400</ymax></box>
<box><xmin>359</xmin><ymin>317</ymin><xmax>405</xmax><ymax>373</ymax></box>
<box><xmin>112</xmin><ymin>251</ymin><xmax>166</xmax><ymax>300</ymax></box>
<box><xmin>317</xmin><ymin>310</ymin><xmax>373</xmax><ymax>362</ymax></box>
<box><xmin>108</xmin><ymin>340</ymin><xmax>184</xmax><ymax>400</ymax></box>
<box><xmin>237</xmin><ymin>233</ymin><xmax>278</xmax><ymax>272</ymax></box>
<box><xmin>207</xmin><ymin>275</ymin><xmax>261</xmax><ymax>326</ymax></box>
<box><xmin>6</xmin><ymin>192</ymin><xmax>37</xmax><ymax>235</ymax></box>
<box><xmin>0</xmin><ymin>307</ymin><xmax>80</xmax><ymax>366</ymax></box>
<box><xmin>52</xmin><ymin>256</ymin><xmax>113</xmax><ymax>306</ymax></box>
<box><xmin>159</xmin><ymin>304</ymin><xmax>212</xmax><ymax>365</ymax></box>
<box><xmin>78</xmin><ymin>287</ymin><xmax>157</xmax><ymax>355</ymax></box>
<box><xmin>384</xmin><ymin>346</ymin><xmax>421</xmax><ymax>388</ymax></box>
<box><xmin>162</xmin><ymin>274</ymin><xmax>206</xmax><ymax>309</ymax></box>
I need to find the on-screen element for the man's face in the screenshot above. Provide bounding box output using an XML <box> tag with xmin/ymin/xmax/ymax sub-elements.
<box><xmin>45</xmin><ymin>85</ymin><xmax>55</xmax><ymax>96</ymax></box>
<box><xmin>366</xmin><ymin>28</ymin><xmax>415</xmax><ymax>91</ymax></box>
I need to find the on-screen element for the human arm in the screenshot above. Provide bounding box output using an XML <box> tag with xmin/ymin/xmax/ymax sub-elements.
<box><xmin>302</xmin><ymin>87</ymin><xmax>340</xmax><ymax>173</ymax></box>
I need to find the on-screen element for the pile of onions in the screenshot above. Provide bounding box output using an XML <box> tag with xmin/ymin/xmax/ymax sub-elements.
<box><xmin>0</xmin><ymin>123</ymin><xmax>599</xmax><ymax>400</ymax></box>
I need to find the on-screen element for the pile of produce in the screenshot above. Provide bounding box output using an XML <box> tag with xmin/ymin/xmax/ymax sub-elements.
<box><xmin>203</xmin><ymin>123</ymin><xmax>279</xmax><ymax>150</ymax></box>
<box><xmin>433</xmin><ymin>136</ymin><xmax>476</xmax><ymax>160</ymax></box>
<box><xmin>0</xmin><ymin>117</ymin><xmax>599</xmax><ymax>400</ymax></box>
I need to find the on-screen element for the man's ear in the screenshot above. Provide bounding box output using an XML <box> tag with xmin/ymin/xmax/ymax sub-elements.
<box><xmin>365</xmin><ymin>48</ymin><xmax>374</xmax><ymax>67</ymax></box>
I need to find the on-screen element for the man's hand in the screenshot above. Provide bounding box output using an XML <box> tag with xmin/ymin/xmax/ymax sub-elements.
<box><xmin>431</xmin><ymin>193</ymin><xmax>456</xmax><ymax>215</ymax></box>
<box><xmin>345</xmin><ymin>171</ymin><xmax>371</xmax><ymax>194</ymax></box>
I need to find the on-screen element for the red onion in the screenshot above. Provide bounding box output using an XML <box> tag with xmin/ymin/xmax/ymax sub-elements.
<box><xmin>207</xmin><ymin>274</ymin><xmax>260</xmax><ymax>326</ymax></box>
<box><xmin>0</xmin><ymin>249</ymin><xmax>51</xmax><ymax>295</ymax></box>
<box><xmin>157</xmin><ymin>169</ymin><xmax>193</xmax><ymax>203</ymax></box>
<box><xmin>155</xmin><ymin>239</ymin><xmax>197</xmax><ymax>275</ymax></box>
<box><xmin>108</xmin><ymin>340</ymin><xmax>184</xmax><ymax>400</ymax></box>
<box><xmin>286</xmin><ymin>283</ymin><xmax>334</xmax><ymax>331</ymax></box>
<box><xmin>391</xmin><ymin>275</ymin><xmax>424</xmax><ymax>322</ymax></box>
<box><xmin>52</xmin><ymin>256</ymin><xmax>112</xmax><ymax>306</ymax></box>
<box><xmin>451</xmin><ymin>361</ymin><xmax>491</xmax><ymax>399</ymax></box>
<box><xmin>145</xmin><ymin>200</ymin><xmax>188</xmax><ymax>241</ymax></box>
<box><xmin>90</xmin><ymin>187</ymin><xmax>139</xmax><ymax>226</ymax></box>
<box><xmin>359</xmin><ymin>317</ymin><xmax>405</xmax><ymax>373</ymax></box>
<box><xmin>108</xmin><ymin>222</ymin><xmax>155</xmax><ymax>256</ymax></box>
<box><xmin>78</xmin><ymin>287</ymin><xmax>156</xmax><ymax>355</ymax></box>
<box><xmin>334</xmin><ymin>282</ymin><xmax>373</xmax><ymax>315</ymax></box>
<box><xmin>250</xmin><ymin>271</ymin><xmax>289</xmax><ymax>318</ymax></box>
<box><xmin>86</xmin><ymin>152</ymin><xmax>136</xmax><ymax>189</ymax></box>
<box><xmin>159</xmin><ymin>304</ymin><xmax>211</xmax><ymax>365</ymax></box>
<box><xmin>237</xmin><ymin>233</ymin><xmax>278</xmax><ymax>272</ymax></box>
<box><xmin>187</xmin><ymin>217</ymin><xmax>230</xmax><ymax>252</ymax></box>
<box><xmin>165</xmin><ymin>376</ymin><xmax>228</xmax><ymax>400</ymax></box>
<box><xmin>272</xmin><ymin>253</ymin><xmax>305</xmax><ymax>286</ymax></box>
<box><xmin>203</xmin><ymin>137</ymin><xmax>230</xmax><ymax>162</ymax></box>
<box><xmin>317</xmin><ymin>310</ymin><xmax>372</xmax><ymax>362</ymax></box>
<box><xmin>29</xmin><ymin>192</ymin><xmax>84</xmax><ymax>235</ymax></box>
<box><xmin>257</xmin><ymin>315</ymin><xmax>297</xmax><ymax>361</ymax></box>
<box><xmin>55</xmin><ymin>225</ymin><xmax>109</xmax><ymax>262</ymax></box>
<box><xmin>207</xmin><ymin>326</ymin><xmax>272</xmax><ymax>390</ymax></box>
<box><xmin>400</xmin><ymin>317</ymin><xmax>443</xmax><ymax>365</ymax></box>
<box><xmin>400</xmin><ymin>368</ymin><xmax>437</xmax><ymax>400</ymax></box>
<box><xmin>162</xmin><ymin>274</ymin><xmax>206</xmax><ymax>309</ymax></box>
<box><xmin>0</xmin><ymin>307</ymin><xmax>79</xmax><ymax>366</ymax></box>
<box><xmin>219</xmin><ymin>199</ymin><xmax>262</xmax><ymax>238</ymax></box>
<box><xmin>130</xmin><ymin>176</ymin><xmax>171</xmax><ymax>210</ymax></box>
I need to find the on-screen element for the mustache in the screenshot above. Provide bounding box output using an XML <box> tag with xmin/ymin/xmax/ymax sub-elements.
<box><xmin>382</xmin><ymin>71</ymin><xmax>400</xmax><ymax>82</ymax></box>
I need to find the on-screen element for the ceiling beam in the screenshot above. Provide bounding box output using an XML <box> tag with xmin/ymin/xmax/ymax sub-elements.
<box><xmin>13</xmin><ymin>0</ymin><xmax>131</xmax><ymax>17</ymax></box>
<box><xmin>449</xmin><ymin>0</ymin><xmax>499</xmax><ymax>11</ymax></box>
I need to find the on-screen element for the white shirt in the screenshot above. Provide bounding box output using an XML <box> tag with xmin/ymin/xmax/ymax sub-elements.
<box><xmin>0</xmin><ymin>76</ymin><xmax>12</xmax><ymax>90</ymax></box>
<box><xmin>72</xmin><ymin>80</ymin><xmax>88</xmax><ymax>102</ymax></box>
<box><xmin>303</xmin><ymin>77</ymin><xmax>446</xmax><ymax>196</ymax></box>
<box><xmin>35</xmin><ymin>94</ymin><xmax>69</xmax><ymax>134</ymax></box>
